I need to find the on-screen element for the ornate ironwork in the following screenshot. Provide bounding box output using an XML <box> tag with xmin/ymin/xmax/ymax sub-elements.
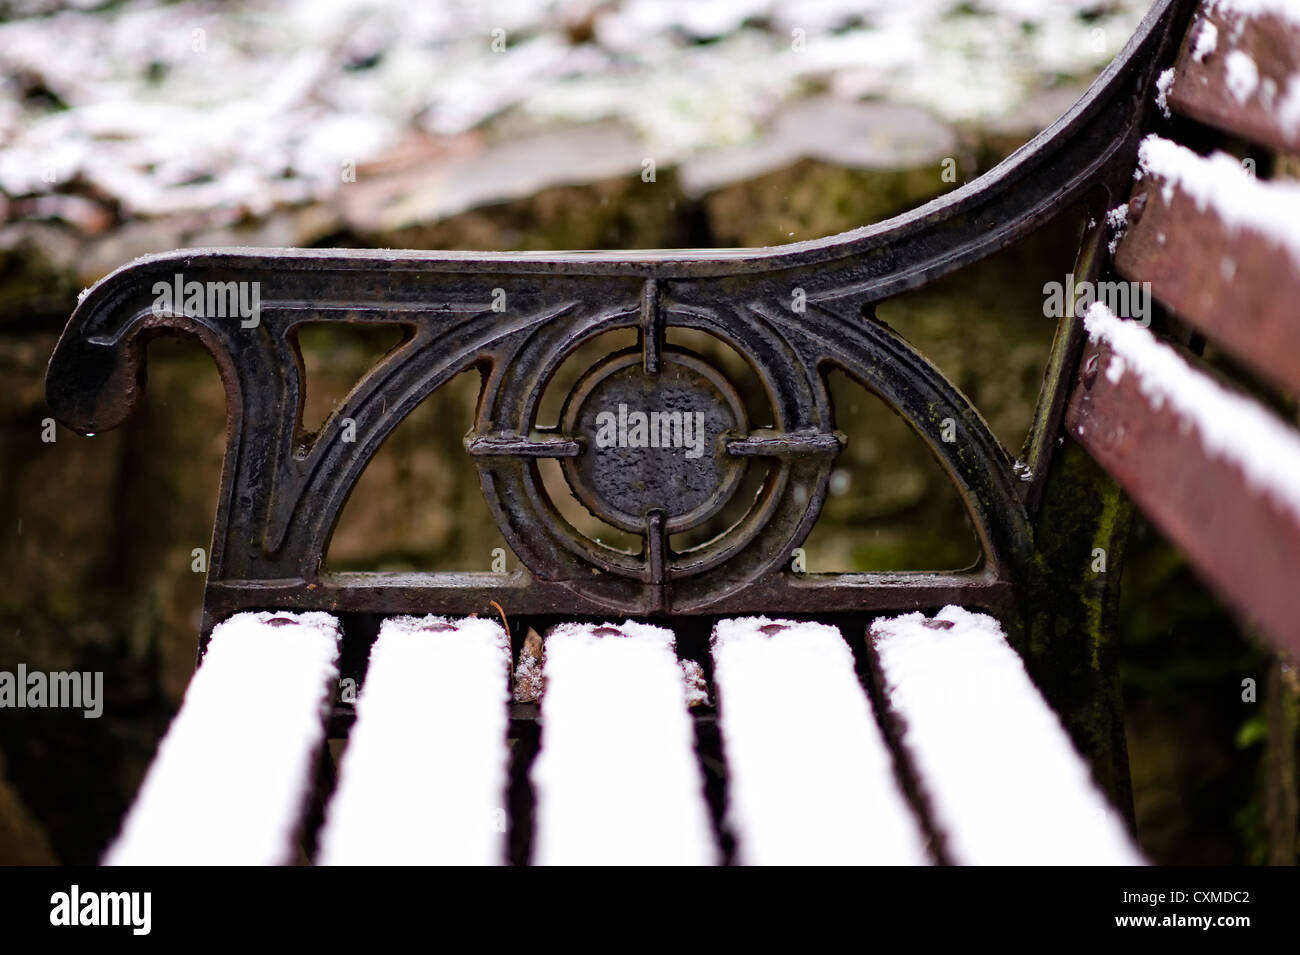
<box><xmin>44</xmin><ymin>0</ymin><xmax>1190</xmax><ymax>638</ymax></box>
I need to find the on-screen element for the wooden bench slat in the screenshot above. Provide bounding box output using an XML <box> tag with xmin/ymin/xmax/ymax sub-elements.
<box><xmin>1167</xmin><ymin>2</ymin><xmax>1300</xmax><ymax>153</ymax></box>
<box><xmin>1069</xmin><ymin>303</ymin><xmax>1300</xmax><ymax>657</ymax></box>
<box><xmin>711</xmin><ymin>618</ymin><xmax>929</xmax><ymax>864</ymax></box>
<box><xmin>316</xmin><ymin>616</ymin><xmax>511</xmax><ymax>865</ymax></box>
<box><xmin>530</xmin><ymin>621</ymin><xmax>716</xmax><ymax>865</ymax></box>
<box><xmin>1115</xmin><ymin>134</ymin><xmax>1300</xmax><ymax>395</ymax></box>
<box><xmin>103</xmin><ymin>612</ymin><xmax>340</xmax><ymax>865</ymax></box>
<box><xmin>868</xmin><ymin>607</ymin><xmax>1143</xmax><ymax>865</ymax></box>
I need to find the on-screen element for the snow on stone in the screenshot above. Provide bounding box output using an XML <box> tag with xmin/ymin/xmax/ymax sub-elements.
<box><xmin>1137</xmin><ymin>134</ymin><xmax>1300</xmax><ymax>265</ymax></box>
<box><xmin>870</xmin><ymin>606</ymin><xmax>1143</xmax><ymax>865</ymax></box>
<box><xmin>104</xmin><ymin>611</ymin><xmax>340</xmax><ymax>865</ymax></box>
<box><xmin>530</xmin><ymin>621</ymin><xmax>715</xmax><ymax>865</ymax></box>
<box><xmin>1085</xmin><ymin>302</ymin><xmax>1300</xmax><ymax>524</ymax></box>
<box><xmin>1155</xmin><ymin>68</ymin><xmax>1176</xmax><ymax>118</ymax></box>
<box><xmin>0</xmin><ymin>0</ymin><xmax>1152</xmax><ymax>216</ymax></box>
<box><xmin>1225</xmin><ymin>50</ymin><xmax>1260</xmax><ymax>103</ymax></box>
<box><xmin>317</xmin><ymin>615</ymin><xmax>511</xmax><ymax>865</ymax></box>
<box><xmin>1193</xmin><ymin>19</ymin><xmax>1219</xmax><ymax>62</ymax></box>
<box><xmin>711</xmin><ymin>617</ymin><xmax>928</xmax><ymax>865</ymax></box>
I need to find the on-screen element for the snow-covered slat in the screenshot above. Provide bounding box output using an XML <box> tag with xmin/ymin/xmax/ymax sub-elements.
<box><xmin>104</xmin><ymin>611</ymin><xmax>340</xmax><ymax>865</ymax></box>
<box><xmin>869</xmin><ymin>606</ymin><xmax>1144</xmax><ymax>866</ymax></box>
<box><xmin>1166</xmin><ymin>1</ymin><xmax>1300</xmax><ymax>153</ymax></box>
<box><xmin>711</xmin><ymin>617</ymin><xmax>929</xmax><ymax>865</ymax></box>
<box><xmin>1113</xmin><ymin>134</ymin><xmax>1300</xmax><ymax>393</ymax></box>
<box><xmin>317</xmin><ymin>615</ymin><xmax>511</xmax><ymax>865</ymax></box>
<box><xmin>1069</xmin><ymin>302</ymin><xmax>1300</xmax><ymax>656</ymax></box>
<box><xmin>530</xmin><ymin>621</ymin><xmax>715</xmax><ymax>865</ymax></box>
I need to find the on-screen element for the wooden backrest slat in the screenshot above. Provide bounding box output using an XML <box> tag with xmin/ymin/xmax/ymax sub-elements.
<box><xmin>1067</xmin><ymin>306</ymin><xmax>1300</xmax><ymax>657</ymax></box>
<box><xmin>1113</xmin><ymin>134</ymin><xmax>1300</xmax><ymax>394</ymax></box>
<box><xmin>1168</xmin><ymin>1</ymin><xmax>1300</xmax><ymax>153</ymax></box>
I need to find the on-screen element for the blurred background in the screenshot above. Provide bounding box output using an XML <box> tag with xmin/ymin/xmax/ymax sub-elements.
<box><xmin>0</xmin><ymin>0</ymin><xmax>1293</xmax><ymax>865</ymax></box>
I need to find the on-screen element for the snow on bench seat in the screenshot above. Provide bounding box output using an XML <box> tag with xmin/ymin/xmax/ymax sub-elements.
<box><xmin>869</xmin><ymin>606</ymin><xmax>1143</xmax><ymax>866</ymax></box>
<box><xmin>711</xmin><ymin>617</ymin><xmax>928</xmax><ymax>865</ymax></box>
<box><xmin>317</xmin><ymin>615</ymin><xmax>511</xmax><ymax>865</ymax></box>
<box><xmin>530</xmin><ymin>621</ymin><xmax>715</xmax><ymax>865</ymax></box>
<box><xmin>104</xmin><ymin>611</ymin><xmax>340</xmax><ymax>865</ymax></box>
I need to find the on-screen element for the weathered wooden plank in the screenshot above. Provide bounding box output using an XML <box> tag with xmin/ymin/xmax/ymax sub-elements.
<box><xmin>530</xmin><ymin>621</ymin><xmax>716</xmax><ymax>865</ymax></box>
<box><xmin>711</xmin><ymin>617</ymin><xmax>929</xmax><ymax>864</ymax></box>
<box><xmin>316</xmin><ymin>616</ymin><xmax>511</xmax><ymax>865</ymax></box>
<box><xmin>1168</xmin><ymin>2</ymin><xmax>1300</xmax><ymax>153</ymax></box>
<box><xmin>1115</xmin><ymin>134</ymin><xmax>1300</xmax><ymax>394</ymax></box>
<box><xmin>1069</xmin><ymin>304</ymin><xmax>1300</xmax><ymax>657</ymax></box>
<box><xmin>868</xmin><ymin>607</ymin><xmax>1144</xmax><ymax>865</ymax></box>
<box><xmin>104</xmin><ymin>612</ymin><xmax>340</xmax><ymax>865</ymax></box>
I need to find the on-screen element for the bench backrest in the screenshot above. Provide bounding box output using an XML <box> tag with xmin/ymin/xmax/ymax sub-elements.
<box><xmin>1069</xmin><ymin>0</ymin><xmax>1300</xmax><ymax>658</ymax></box>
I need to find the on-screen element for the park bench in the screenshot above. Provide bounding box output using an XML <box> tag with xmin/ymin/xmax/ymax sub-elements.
<box><xmin>43</xmin><ymin>0</ymin><xmax>1300</xmax><ymax>865</ymax></box>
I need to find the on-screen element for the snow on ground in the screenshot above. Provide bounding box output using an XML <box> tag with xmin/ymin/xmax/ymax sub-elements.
<box><xmin>0</xmin><ymin>0</ymin><xmax>1150</xmax><ymax>218</ymax></box>
<box><xmin>1084</xmin><ymin>302</ymin><xmax>1300</xmax><ymax>525</ymax></box>
<box><xmin>870</xmin><ymin>605</ymin><xmax>1143</xmax><ymax>865</ymax></box>
<box><xmin>317</xmin><ymin>615</ymin><xmax>511</xmax><ymax>865</ymax></box>
<box><xmin>711</xmin><ymin>616</ymin><xmax>928</xmax><ymax>864</ymax></box>
<box><xmin>530</xmin><ymin>620</ymin><xmax>715</xmax><ymax>865</ymax></box>
<box><xmin>104</xmin><ymin>611</ymin><xmax>340</xmax><ymax>865</ymax></box>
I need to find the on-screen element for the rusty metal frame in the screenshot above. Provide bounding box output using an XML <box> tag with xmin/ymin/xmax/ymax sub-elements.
<box><xmin>44</xmin><ymin>0</ymin><xmax>1191</xmax><ymax>644</ymax></box>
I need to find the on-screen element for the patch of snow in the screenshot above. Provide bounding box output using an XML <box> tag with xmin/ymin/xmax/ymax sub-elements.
<box><xmin>1208</xmin><ymin>0</ymin><xmax>1300</xmax><ymax>28</ymax></box>
<box><xmin>1225</xmin><ymin>49</ymin><xmax>1260</xmax><ymax>103</ymax></box>
<box><xmin>104</xmin><ymin>611</ymin><xmax>340</xmax><ymax>865</ymax></box>
<box><xmin>679</xmin><ymin>658</ymin><xmax>710</xmax><ymax>707</ymax></box>
<box><xmin>1106</xmin><ymin>201</ymin><xmax>1130</xmax><ymax>254</ymax></box>
<box><xmin>870</xmin><ymin>606</ymin><xmax>1144</xmax><ymax>865</ymax></box>
<box><xmin>1193</xmin><ymin>19</ymin><xmax>1219</xmax><ymax>62</ymax></box>
<box><xmin>317</xmin><ymin>615</ymin><xmax>511</xmax><ymax>865</ymax></box>
<box><xmin>1084</xmin><ymin>302</ymin><xmax>1300</xmax><ymax>524</ymax></box>
<box><xmin>531</xmin><ymin>621</ymin><xmax>715</xmax><ymax>865</ymax></box>
<box><xmin>1155</xmin><ymin>67</ymin><xmax>1176</xmax><ymax>118</ymax></box>
<box><xmin>1137</xmin><ymin>134</ymin><xmax>1300</xmax><ymax>267</ymax></box>
<box><xmin>1277</xmin><ymin>74</ymin><xmax>1300</xmax><ymax>136</ymax></box>
<box><xmin>712</xmin><ymin>617</ymin><xmax>928</xmax><ymax>864</ymax></box>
